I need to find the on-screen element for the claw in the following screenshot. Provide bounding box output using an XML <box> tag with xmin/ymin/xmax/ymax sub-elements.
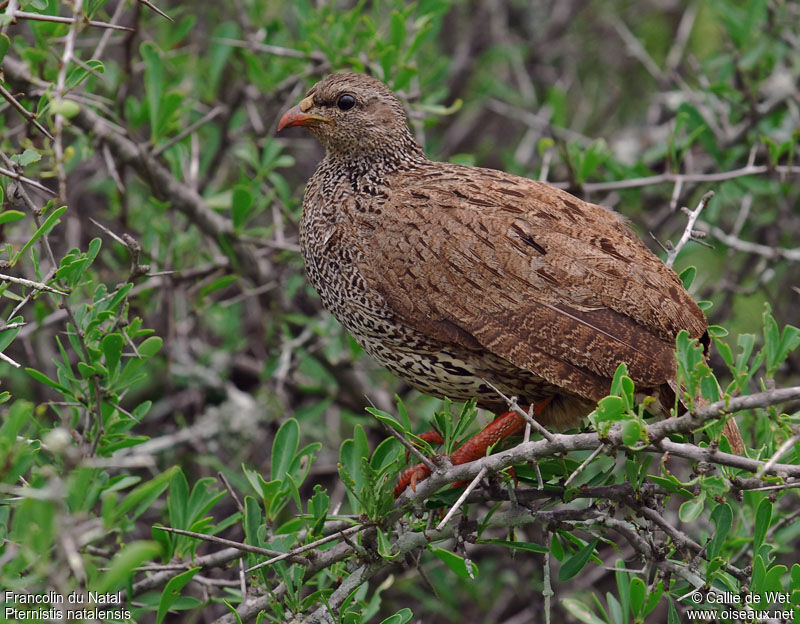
<box><xmin>395</xmin><ymin>462</ymin><xmax>432</xmax><ymax>497</ymax></box>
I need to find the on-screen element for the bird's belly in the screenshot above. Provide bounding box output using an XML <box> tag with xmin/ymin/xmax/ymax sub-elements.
<box><xmin>350</xmin><ymin>321</ymin><xmax>556</xmax><ymax>409</ymax></box>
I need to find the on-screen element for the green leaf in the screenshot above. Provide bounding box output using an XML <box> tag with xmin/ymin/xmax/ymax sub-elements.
<box><xmin>428</xmin><ymin>546</ymin><xmax>477</xmax><ymax>580</ymax></box>
<box><xmin>208</xmin><ymin>21</ymin><xmax>239</xmax><ymax>97</ymax></box>
<box><xmin>231</xmin><ymin>184</ymin><xmax>254</xmax><ymax>230</ymax></box>
<box><xmin>222</xmin><ymin>600</ymin><xmax>244</xmax><ymax>624</ymax></box>
<box><xmin>475</xmin><ymin>539</ymin><xmax>548</xmax><ymax>553</ymax></box>
<box><xmin>615</xmin><ymin>561</ymin><xmax>631</xmax><ymax>618</ymax></box>
<box><xmin>11</xmin><ymin>205</ymin><xmax>68</xmax><ymax>266</ymax></box>
<box><xmin>198</xmin><ymin>274</ymin><xmax>238</xmax><ymax>298</ymax></box>
<box><xmin>0</xmin><ymin>210</ymin><xmax>25</xmax><ymax>225</ymax></box>
<box><xmin>50</xmin><ymin>98</ymin><xmax>81</xmax><ymax>118</ymax></box>
<box><xmin>606</xmin><ymin>593</ymin><xmax>624</xmax><ymax>624</ymax></box>
<box><xmin>141</xmin><ymin>41</ymin><xmax>165</xmax><ymax>142</ymax></box>
<box><xmin>679</xmin><ymin>266</ymin><xmax>697</xmax><ymax>290</ymax></box>
<box><xmin>0</xmin><ymin>400</ymin><xmax>32</xmax><ymax>445</ymax></box>
<box><xmin>667</xmin><ymin>599</ymin><xmax>680</xmax><ymax>624</ymax></box>
<box><xmin>13</xmin><ymin>149</ymin><xmax>41</xmax><ymax>167</ymax></box>
<box><xmin>77</xmin><ymin>361</ymin><xmax>96</xmax><ymax>379</ymax></box>
<box><xmin>376</xmin><ymin>527</ymin><xmax>397</xmax><ymax>560</ymax></box>
<box><xmin>102</xmin><ymin>333</ymin><xmax>124</xmax><ymax>375</ymax></box>
<box><xmin>96</xmin><ymin>541</ymin><xmax>162</xmax><ymax>593</ymax></box>
<box><xmin>751</xmin><ymin>553</ymin><xmax>767</xmax><ymax>593</ymax></box>
<box><xmin>0</xmin><ymin>315</ymin><xmax>23</xmax><ymax>352</ymax></box>
<box><xmin>621</xmin><ymin>419</ymin><xmax>644</xmax><ymax>448</ymax></box>
<box><xmin>157</xmin><ymin>568</ymin><xmax>200</xmax><ymax>624</ymax></box>
<box><xmin>113</xmin><ymin>466</ymin><xmax>178</xmax><ymax>523</ymax></box>
<box><xmin>25</xmin><ymin>367</ymin><xmax>70</xmax><ymax>393</ymax></box>
<box><xmin>629</xmin><ymin>577</ymin><xmax>646</xmax><ymax>617</ymax></box>
<box><xmin>707</xmin><ymin>503</ymin><xmax>732</xmax><ymax>559</ymax></box>
<box><xmin>592</xmin><ymin>396</ymin><xmax>625</xmax><ymax>424</ymax></box>
<box><xmin>137</xmin><ymin>336</ymin><xmax>163</xmax><ymax>358</ymax></box>
<box><xmin>762</xmin><ymin>304</ymin><xmax>800</xmax><ymax>376</ymax></box>
<box><xmin>370</xmin><ymin>437</ymin><xmax>400</xmax><ymax>473</ymax></box>
<box><xmin>389</xmin><ymin>10</ymin><xmax>406</xmax><ymax>48</ymax></box>
<box><xmin>168</xmin><ymin>470</ymin><xmax>190</xmax><ymax>532</ymax></box>
<box><xmin>753</xmin><ymin>498</ymin><xmax>772</xmax><ymax>552</ymax></box>
<box><xmin>0</xmin><ymin>33</ymin><xmax>10</xmax><ymax>63</ymax></box>
<box><xmin>561</xmin><ymin>598</ymin><xmax>608</xmax><ymax>624</ymax></box>
<box><xmin>308</xmin><ymin>485</ymin><xmax>329</xmax><ymax>536</ymax></box>
<box><xmin>558</xmin><ymin>539</ymin><xmax>598</xmax><ymax>581</ymax></box>
<box><xmin>271</xmin><ymin>418</ymin><xmax>299</xmax><ymax>481</ymax></box>
<box><xmin>242</xmin><ymin>496</ymin><xmax>262</xmax><ymax>548</ymax></box>
<box><xmin>644</xmin><ymin>580</ymin><xmax>664</xmax><ymax>616</ymax></box>
<box><xmin>609</xmin><ymin>363</ymin><xmax>634</xmax><ymax>407</ymax></box>
<box><xmin>678</xmin><ymin>491</ymin><xmax>706</xmax><ymax>523</ymax></box>
<box><xmin>379</xmin><ymin>608</ymin><xmax>413</xmax><ymax>624</ymax></box>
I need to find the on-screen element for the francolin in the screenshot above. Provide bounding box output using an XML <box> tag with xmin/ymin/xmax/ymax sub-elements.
<box><xmin>278</xmin><ymin>73</ymin><xmax>743</xmax><ymax>495</ymax></box>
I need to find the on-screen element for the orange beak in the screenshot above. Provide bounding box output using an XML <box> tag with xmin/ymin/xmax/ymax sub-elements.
<box><xmin>277</xmin><ymin>95</ymin><xmax>331</xmax><ymax>132</ymax></box>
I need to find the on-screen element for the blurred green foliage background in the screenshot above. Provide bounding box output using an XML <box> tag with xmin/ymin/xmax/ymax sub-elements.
<box><xmin>1</xmin><ymin>0</ymin><xmax>799</xmax><ymax>622</ymax></box>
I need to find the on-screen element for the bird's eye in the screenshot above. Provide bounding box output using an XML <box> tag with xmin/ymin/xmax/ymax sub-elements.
<box><xmin>337</xmin><ymin>94</ymin><xmax>356</xmax><ymax>111</ymax></box>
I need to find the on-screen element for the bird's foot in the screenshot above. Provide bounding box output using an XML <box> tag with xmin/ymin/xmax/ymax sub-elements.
<box><xmin>394</xmin><ymin>462</ymin><xmax>432</xmax><ymax>497</ymax></box>
<box><xmin>394</xmin><ymin>403</ymin><xmax>551</xmax><ymax>497</ymax></box>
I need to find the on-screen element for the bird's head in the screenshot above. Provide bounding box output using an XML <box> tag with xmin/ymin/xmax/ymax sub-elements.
<box><xmin>277</xmin><ymin>73</ymin><xmax>422</xmax><ymax>162</ymax></box>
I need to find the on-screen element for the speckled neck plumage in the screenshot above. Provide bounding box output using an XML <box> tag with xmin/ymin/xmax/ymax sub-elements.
<box><xmin>321</xmin><ymin>138</ymin><xmax>427</xmax><ymax>198</ymax></box>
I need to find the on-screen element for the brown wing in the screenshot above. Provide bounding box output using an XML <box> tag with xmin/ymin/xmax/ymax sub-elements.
<box><xmin>354</xmin><ymin>163</ymin><xmax>706</xmax><ymax>402</ymax></box>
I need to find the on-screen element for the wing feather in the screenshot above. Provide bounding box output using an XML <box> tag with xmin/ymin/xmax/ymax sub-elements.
<box><xmin>354</xmin><ymin>164</ymin><xmax>706</xmax><ymax>400</ymax></box>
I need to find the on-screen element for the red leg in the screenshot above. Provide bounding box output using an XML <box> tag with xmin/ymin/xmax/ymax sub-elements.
<box><xmin>394</xmin><ymin>399</ymin><xmax>552</xmax><ymax>497</ymax></box>
<box><xmin>403</xmin><ymin>429</ymin><xmax>445</xmax><ymax>463</ymax></box>
<box><xmin>416</xmin><ymin>430</ymin><xmax>445</xmax><ymax>445</ymax></box>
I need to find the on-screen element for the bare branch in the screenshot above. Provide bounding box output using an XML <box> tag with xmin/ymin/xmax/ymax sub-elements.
<box><xmin>9</xmin><ymin>9</ymin><xmax>134</xmax><ymax>31</ymax></box>
<box><xmin>0</xmin><ymin>83</ymin><xmax>54</xmax><ymax>140</ymax></box>
<box><xmin>666</xmin><ymin>190</ymin><xmax>714</xmax><ymax>267</ymax></box>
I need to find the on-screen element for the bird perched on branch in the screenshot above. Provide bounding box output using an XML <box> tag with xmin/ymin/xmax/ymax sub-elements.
<box><xmin>278</xmin><ymin>72</ymin><xmax>743</xmax><ymax>495</ymax></box>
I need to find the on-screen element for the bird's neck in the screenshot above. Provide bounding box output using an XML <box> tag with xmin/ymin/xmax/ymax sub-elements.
<box><xmin>323</xmin><ymin>137</ymin><xmax>427</xmax><ymax>193</ymax></box>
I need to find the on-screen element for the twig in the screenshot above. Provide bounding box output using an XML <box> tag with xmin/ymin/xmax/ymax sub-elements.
<box><xmin>699</xmin><ymin>220</ymin><xmax>800</xmax><ymax>262</ymax></box>
<box><xmin>153</xmin><ymin>526</ymin><xmax>310</xmax><ymax>564</ymax></box>
<box><xmin>246</xmin><ymin>524</ymin><xmax>366</xmax><ymax>573</ymax></box>
<box><xmin>565</xmin><ymin>164</ymin><xmax>800</xmax><ymax>193</ymax></box>
<box><xmin>376</xmin><ymin>420</ymin><xmax>437</xmax><ymax>474</ymax></box>
<box><xmin>0</xmin><ymin>351</ymin><xmax>21</xmax><ymax>368</ymax></box>
<box><xmin>0</xmin><ymin>165</ymin><xmax>54</xmax><ymax>195</ymax></box>
<box><xmin>666</xmin><ymin>190</ymin><xmax>713</xmax><ymax>267</ymax></box>
<box><xmin>90</xmin><ymin>0</ymin><xmax>127</xmax><ymax>59</ymax></box>
<box><xmin>217</xmin><ymin>471</ymin><xmax>244</xmax><ymax>514</ymax></box>
<box><xmin>563</xmin><ymin>444</ymin><xmax>604</xmax><ymax>487</ymax></box>
<box><xmin>212</xmin><ymin>37</ymin><xmax>324</xmax><ymax>60</ymax></box>
<box><xmin>0</xmin><ymin>273</ymin><xmax>68</xmax><ymax>295</ymax></box>
<box><xmin>0</xmin><ymin>83</ymin><xmax>54</xmax><ymax>140</ymax></box>
<box><xmin>138</xmin><ymin>0</ymin><xmax>173</xmax><ymax>22</ymax></box>
<box><xmin>9</xmin><ymin>9</ymin><xmax>134</xmax><ymax>31</ymax></box>
<box><xmin>482</xmin><ymin>379</ymin><xmax>555</xmax><ymax>441</ymax></box>
<box><xmin>152</xmin><ymin>105</ymin><xmax>226</xmax><ymax>157</ymax></box>
<box><xmin>755</xmin><ymin>433</ymin><xmax>800</xmax><ymax>478</ymax></box>
<box><xmin>435</xmin><ymin>466</ymin><xmax>487</xmax><ymax>530</ymax></box>
<box><xmin>542</xmin><ymin>547</ymin><xmax>553</xmax><ymax>624</ymax></box>
<box><xmin>52</xmin><ymin>0</ymin><xmax>83</xmax><ymax>201</ymax></box>
<box><xmin>127</xmin><ymin>547</ymin><xmax>243</xmax><ymax>598</ymax></box>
